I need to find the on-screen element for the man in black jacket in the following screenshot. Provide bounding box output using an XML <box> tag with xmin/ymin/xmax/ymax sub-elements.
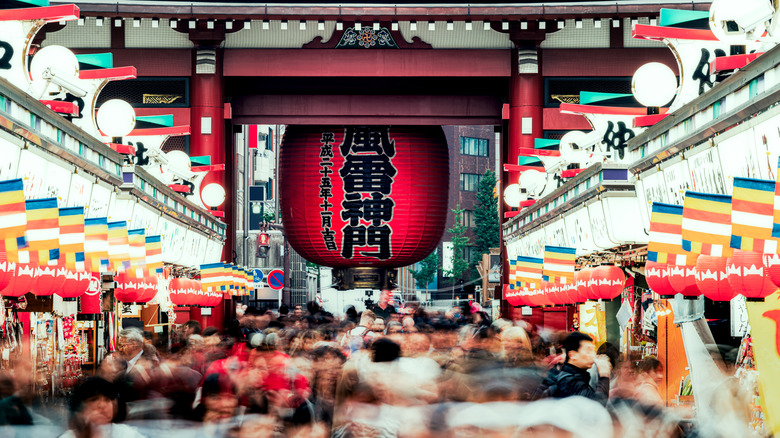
<box><xmin>538</xmin><ymin>331</ymin><xmax>612</xmax><ymax>405</ymax></box>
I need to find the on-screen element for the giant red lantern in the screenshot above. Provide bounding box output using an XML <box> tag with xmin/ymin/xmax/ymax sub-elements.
<box><xmin>280</xmin><ymin>126</ymin><xmax>449</xmax><ymax>287</ymax></box>
<box><xmin>695</xmin><ymin>255</ymin><xmax>737</xmax><ymax>302</ymax></box>
<box><xmin>589</xmin><ymin>266</ymin><xmax>625</xmax><ymax>300</ymax></box>
<box><xmin>727</xmin><ymin>250</ymin><xmax>777</xmax><ymax>301</ymax></box>
<box><xmin>645</xmin><ymin>262</ymin><xmax>675</xmax><ymax>298</ymax></box>
<box><xmin>668</xmin><ymin>263</ymin><xmax>700</xmax><ymax>298</ymax></box>
<box><xmin>1</xmin><ymin>263</ymin><xmax>38</xmax><ymax>297</ymax></box>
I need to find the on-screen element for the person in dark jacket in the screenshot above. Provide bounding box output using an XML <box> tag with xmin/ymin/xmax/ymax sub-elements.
<box><xmin>538</xmin><ymin>331</ymin><xmax>612</xmax><ymax>405</ymax></box>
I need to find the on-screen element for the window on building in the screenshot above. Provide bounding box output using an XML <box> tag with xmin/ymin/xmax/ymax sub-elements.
<box><xmin>460</xmin><ymin>173</ymin><xmax>482</xmax><ymax>192</ymax></box>
<box><xmin>460</xmin><ymin>137</ymin><xmax>489</xmax><ymax>156</ymax></box>
<box><xmin>461</xmin><ymin>210</ymin><xmax>476</xmax><ymax>228</ymax></box>
<box><xmin>464</xmin><ymin>246</ymin><xmax>480</xmax><ymax>263</ymax></box>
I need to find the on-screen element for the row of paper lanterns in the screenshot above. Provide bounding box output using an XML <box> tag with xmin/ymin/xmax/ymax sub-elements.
<box><xmin>646</xmin><ymin>250</ymin><xmax>779</xmax><ymax>302</ymax></box>
<box><xmin>505</xmin><ymin>265</ymin><xmax>625</xmax><ymax>307</ymax></box>
<box><xmin>0</xmin><ymin>258</ymin><xmax>94</xmax><ymax>301</ymax></box>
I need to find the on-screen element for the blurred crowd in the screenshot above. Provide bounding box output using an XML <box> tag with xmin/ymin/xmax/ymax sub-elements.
<box><xmin>0</xmin><ymin>290</ymin><xmax>756</xmax><ymax>437</ymax></box>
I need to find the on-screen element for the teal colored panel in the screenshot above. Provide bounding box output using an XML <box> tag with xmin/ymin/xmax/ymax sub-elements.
<box><xmin>534</xmin><ymin>138</ymin><xmax>560</xmax><ymax>149</ymax></box>
<box><xmin>517</xmin><ymin>156</ymin><xmax>543</xmax><ymax>166</ymax></box>
<box><xmin>190</xmin><ymin>155</ymin><xmax>211</xmax><ymax>166</ymax></box>
<box><xmin>16</xmin><ymin>0</ymin><xmax>49</xmax><ymax>6</ymax></box>
<box><xmin>75</xmin><ymin>53</ymin><xmax>113</xmax><ymax>69</ymax></box>
<box><xmin>136</xmin><ymin>114</ymin><xmax>173</xmax><ymax>127</ymax></box>
<box><xmin>580</xmin><ymin>92</ymin><xmax>632</xmax><ymax>105</ymax></box>
<box><xmin>659</xmin><ymin>8</ymin><xmax>709</xmax><ymax>27</ymax></box>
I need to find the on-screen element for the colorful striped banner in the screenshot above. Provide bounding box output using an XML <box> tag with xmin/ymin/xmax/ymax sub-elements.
<box><xmin>772</xmin><ymin>156</ymin><xmax>780</xmax><ymax>241</ymax></box>
<box><xmin>200</xmin><ymin>263</ymin><xmax>223</xmax><ymax>292</ymax></box>
<box><xmin>648</xmin><ymin>202</ymin><xmax>696</xmax><ymax>265</ymax></box>
<box><xmin>508</xmin><ymin>258</ymin><xmax>518</xmax><ymax>290</ymax></box>
<box><xmin>731</xmin><ymin>177</ymin><xmax>777</xmax><ymax>253</ymax></box>
<box><xmin>543</xmin><ymin>246</ymin><xmax>577</xmax><ymax>284</ymax></box>
<box><xmin>516</xmin><ymin>256</ymin><xmax>544</xmax><ymax>290</ymax></box>
<box><xmin>682</xmin><ymin>191</ymin><xmax>733</xmax><ymax>258</ymax></box>
<box><xmin>84</xmin><ymin>218</ymin><xmax>109</xmax><ymax>272</ymax></box>
<box><xmin>0</xmin><ymin>179</ymin><xmax>26</xmax><ymax>262</ymax></box>
<box><xmin>22</xmin><ymin>198</ymin><xmax>59</xmax><ymax>266</ymax></box>
<box><xmin>145</xmin><ymin>235</ymin><xmax>162</xmax><ymax>274</ymax></box>
<box><xmin>58</xmin><ymin>207</ymin><xmax>85</xmax><ymax>271</ymax></box>
<box><xmin>218</xmin><ymin>263</ymin><xmax>229</xmax><ymax>292</ymax></box>
<box><xmin>107</xmin><ymin>221</ymin><xmax>131</xmax><ymax>273</ymax></box>
<box><xmin>128</xmin><ymin>229</ymin><xmax>146</xmax><ymax>278</ymax></box>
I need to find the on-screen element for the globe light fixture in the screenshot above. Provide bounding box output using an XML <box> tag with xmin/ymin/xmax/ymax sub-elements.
<box><xmin>632</xmin><ymin>62</ymin><xmax>678</xmax><ymax>113</ymax></box>
<box><xmin>503</xmin><ymin>183</ymin><xmax>523</xmax><ymax>208</ymax></box>
<box><xmin>29</xmin><ymin>45</ymin><xmax>83</xmax><ymax>99</ymax></box>
<box><xmin>96</xmin><ymin>99</ymin><xmax>136</xmax><ymax>139</ymax></box>
<box><xmin>202</xmin><ymin>183</ymin><xmax>226</xmax><ymax>208</ymax></box>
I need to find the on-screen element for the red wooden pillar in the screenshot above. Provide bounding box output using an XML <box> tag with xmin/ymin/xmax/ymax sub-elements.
<box><xmin>188</xmin><ymin>44</ymin><xmax>233</xmax><ymax>331</ymax></box>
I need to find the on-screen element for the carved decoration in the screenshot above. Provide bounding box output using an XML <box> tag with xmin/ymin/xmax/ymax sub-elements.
<box><xmin>303</xmin><ymin>22</ymin><xmax>431</xmax><ymax>49</ymax></box>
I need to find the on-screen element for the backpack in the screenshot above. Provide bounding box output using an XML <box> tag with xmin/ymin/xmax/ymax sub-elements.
<box><xmin>531</xmin><ymin>368</ymin><xmax>571</xmax><ymax>400</ymax></box>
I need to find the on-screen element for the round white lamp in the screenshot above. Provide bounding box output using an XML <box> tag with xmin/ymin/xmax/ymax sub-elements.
<box><xmin>202</xmin><ymin>183</ymin><xmax>226</xmax><ymax>208</ymax></box>
<box><xmin>632</xmin><ymin>62</ymin><xmax>678</xmax><ymax>112</ymax></box>
<box><xmin>518</xmin><ymin>169</ymin><xmax>547</xmax><ymax>198</ymax></box>
<box><xmin>96</xmin><ymin>99</ymin><xmax>136</xmax><ymax>138</ymax></box>
<box><xmin>29</xmin><ymin>45</ymin><xmax>81</xmax><ymax>99</ymax></box>
<box><xmin>504</xmin><ymin>184</ymin><xmax>524</xmax><ymax>208</ymax></box>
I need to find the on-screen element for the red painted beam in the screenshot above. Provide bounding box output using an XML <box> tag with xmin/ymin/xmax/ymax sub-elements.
<box><xmin>503</xmin><ymin>164</ymin><xmax>545</xmax><ymax>173</ymax></box>
<box><xmin>106</xmin><ymin>143</ymin><xmax>136</xmax><ymax>155</ymax></box>
<box><xmin>543</xmin><ymin>48</ymin><xmax>676</xmax><ymax>77</ymax></box>
<box><xmin>191</xmin><ymin>164</ymin><xmax>225</xmax><ymax>173</ymax></box>
<box><xmin>710</xmin><ymin>53</ymin><xmax>764</xmax><ymax>73</ymax></box>
<box><xmin>232</xmin><ymin>94</ymin><xmax>503</xmax><ymax>125</ymax></box>
<box><xmin>79</xmin><ymin>66</ymin><xmax>137</xmax><ymax>81</ymax></box>
<box><xmin>0</xmin><ymin>4</ymin><xmax>78</xmax><ymax>22</ymax></box>
<box><xmin>518</xmin><ymin>148</ymin><xmax>560</xmax><ymax>157</ymax></box>
<box><xmin>520</xmin><ymin>200</ymin><xmax>537</xmax><ymax>207</ymax></box>
<box><xmin>634</xmin><ymin>113</ymin><xmax>669</xmax><ymax>127</ymax></box>
<box><xmin>40</xmin><ymin>100</ymin><xmax>78</xmax><ymax>116</ymax></box>
<box><xmin>211</xmin><ymin>210</ymin><xmax>225</xmax><ymax>218</ymax></box>
<box><xmin>543</xmin><ymin>108</ymin><xmax>592</xmax><ymax>131</ymax></box>
<box><xmin>504</xmin><ymin>211</ymin><xmax>521</xmax><ymax>219</ymax></box>
<box><xmin>632</xmin><ymin>24</ymin><xmax>718</xmax><ymax>41</ymax></box>
<box><xmin>168</xmin><ymin>184</ymin><xmax>191</xmax><ymax>193</ymax></box>
<box><xmin>561</xmin><ymin>103</ymin><xmax>668</xmax><ymax>116</ymax></box>
<box><xmin>560</xmin><ymin>168</ymin><xmax>585</xmax><ymax>178</ymax></box>
<box><xmin>126</xmin><ymin>126</ymin><xmax>190</xmax><ymax>136</ymax></box>
<box><xmin>224</xmin><ymin>49</ymin><xmax>510</xmax><ymax>77</ymax></box>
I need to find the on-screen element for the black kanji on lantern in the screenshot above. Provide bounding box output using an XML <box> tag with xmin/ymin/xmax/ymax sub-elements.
<box><xmin>319</xmin><ymin>132</ymin><xmax>338</xmax><ymax>251</ymax></box>
<box><xmin>338</xmin><ymin>127</ymin><xmax>397</xmax><ymax>260</ymax></box>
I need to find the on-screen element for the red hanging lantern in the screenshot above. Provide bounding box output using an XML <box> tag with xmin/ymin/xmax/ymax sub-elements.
<box><xmin>32</xmin><ymin>265</ymin><xmax>58</xmax><ymax>297</ymax></box>
<box><xmin>574</xmin><ymin>268</ymin><xmax>592</xmax><ymax>303</ymax></box>
<box><xmin>58</xmin><ymin>269</ymin><xmax>90</xmax><ymax>300</ymax></box>
<box><xmin>586</xmin><ymin>269</ymin><xmax>601</xmax><ymax>300</ymax></box>
<box><xmin>0</xmin><ymin>252</ymin><xmax>13</xmax><ymax>292</ymax></box>
<box><xmin>727</xmin><ymin>250</ymin><xmax>777</xmax><ymax>301</ymax></box>
<box><xmin>169</xmin><ymin>277</ymin><xmax>188</xmax><ymax>306</ymax></box>
<box><xmin>135</xmin><ymin>275</ymin><xmax>157</xmax><ymax>304</ymax></box>
<box><xmin>280</xmin><ymin>126</ymin><xmax>449</xmax><ymax>279</ymax></box>
<box><xmin>114</xmin><ymin>273</ymin><xmax>141</xmax><ymax>303</ymax></box>
<box><xmin>562</xmin><ymin>281</ymin><xmax>577</xmax><ymax>305</ymax></box>
<box><xmin>668</xmin><ymin>263</ymin><xmax>700</xmax><ymax>298</ymax></box>
<box><xmin>695</xmin><ymin>255</ymin><xmax>737</xmax><ymax>302</ymax></box>
<box><xmin>1</xmin><ymin>263</ymin><xmax>38</xmax><ymax>297</ymax></box>
<box><xmin>79</xmin><ymin>273</ymin><xmax>102</xmax><ymax>316</ymax></box>
<box><xmin>589</xmin><ymin>266</ymin><xmax>625</xmax><ymax>300</ymax></box>
<box><xmin>645</xmin><ymin>262</ymin><xmax>676</xmax><ymax>298</ymax></box>
<box><xmin>764</xmin><ymin>253</ymin><xmax>780</xmax><ymax>289</ymax></box>
<box><xmin>504</xmin><ymin>285</ymin><xmax>524</xmax><ymax>307</ymax></box>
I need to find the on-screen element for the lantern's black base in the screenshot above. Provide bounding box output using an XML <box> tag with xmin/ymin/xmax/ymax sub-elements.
<box><xmin>62</xmin><ymin>298</ymin><xmax>77</xmax><ymax>302</ymax></box>
<box><xmin>745</xmin><ymin>297</ymin><xmax>766</xmax><ymax>302</ymax></box>
<box><xmin>659</xmin><ymin>295</ymin><xmax>676</xmax><ymax>299</ymax></box>
<box><xmin>683</xmin><ymin>296</ymin><xmax>699</xmax><ymax>300</ymax></box>
<box><xmin>76</xmin><ymin>314</ymin><xmax>101</xmax><ymax>321</ymax></box>
<box><xmin>333</xmin><ymin>267</ymin><xmax>397</xmax><ymax>291</ymax></box>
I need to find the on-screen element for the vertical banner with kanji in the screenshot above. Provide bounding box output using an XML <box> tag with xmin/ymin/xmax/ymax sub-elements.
<box><xmin>746</xmin><ymin>291</ymin><xmax>780</xmax><ymax>436</ymax></box>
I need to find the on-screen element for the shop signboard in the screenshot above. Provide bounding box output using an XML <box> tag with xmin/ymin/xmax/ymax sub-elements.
<box><xmin>564</xmin><ymin>206</ymin><xmax>596</xmax><ymax>255</ymax></box>
<box><xmin>159</xmin><ymin>218</ymin><xmax>186</xmax><ymax>264</ymax></box>
<box><xmin>86</xmin><ymin>183</ymin><xmax>112</xmax><ymax>218</ymax></box>
<box><xmin>130</xmin><ymin>203</ymin><xmax>160</xmax><ymax>235</ymax></box>
<box><xmin>42</xmin><ymin>161</ymin><xmax>72</xmax><ymax>206</ymax></box>
<box><xmin>687</xmin><ymin>146</ymin><xmax>726</xmax><ymax>194</ymax></box>
<box><xmin>636</xmin><ymin>169</ymin><xmax>666</xmax><ymax>224</ymax></box>
<box><xmin>543</xmin><ymin>218</ymin><xmax>568</xmax><ymax>248</ymax></box>
<box><xmin>746</xmin><ymin>290</ymin><xmax>780</xmax><ymax>435</ymax></box>
<box><xmin>662</xmin><ymin>160</ymin><xmax>691</xmax><ymax>206</ymax></box>
<box><xmin>717</xmin><ymin>129</ymin><xmax>762</xmax><ymax>194</ymax></box>
<box><xmin>108</xmin><ymin>194</ymin><xmax>136</xmax><ymax>223</ymax></box>
<box><xmin>752</xmin><ymin>113</ymin><xmax>780</xmax><ymax>181</ymax></box>
<box><xmin>0</xmin><ymin>135</ymin><xmax>21</xmax><ymax>180</ymax></box>
<box><xmin>17</xmin><ymin>149</ymin><xmax>49</xmax><ymax>199</ymax></box>
<box><xmin>588</xmin><ymin>200</ymin><xmax>614</xmax><ymax>249</ymax></box>
<box><xmin>66</xmin><ymin>173</ymin><xmax>93</xmax><ymax>208</ymax></box>
<box><xmin>730</xmin><ymin>295</ymin><xmax>749</xmax><ymax>338</ymax></box>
